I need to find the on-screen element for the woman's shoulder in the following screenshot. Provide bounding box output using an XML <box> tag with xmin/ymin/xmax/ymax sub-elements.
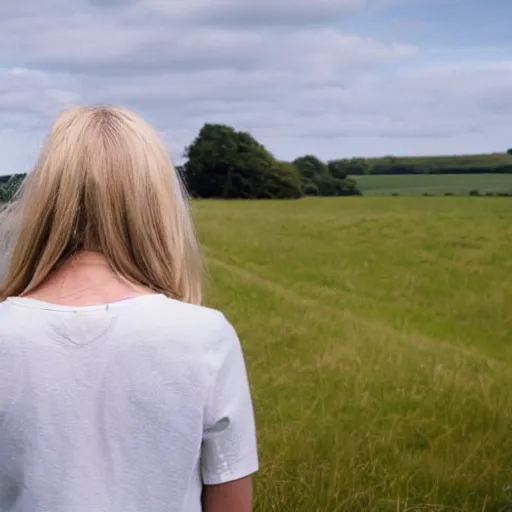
<box><xmin>131</xmin><ymin>295</ymin><xmax>235</xmax><ymax>346</ymax></box>
<box><xmin>148</xmin><ymin>295</ymin><xmax>229</xmax><ymax>328</ymax></box>
<box><xmin>117</xmin><ymin>296</ymin><xmax>239</xmax><ymax>373</ymax></box>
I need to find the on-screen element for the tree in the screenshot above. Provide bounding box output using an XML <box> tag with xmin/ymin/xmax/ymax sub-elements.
<box><xmin>293</xmin><ymin>155</ymin><xmax>332</xmax><ymax>195</ymax></box>
<box><xmin>507</xmin><ymin>148</ymin><xmax>512</xmax><ymax>155</ymax></box>
<box><xmin>0</xmin><ymin>174</ymin><xmax>25</xmax><ymax>203</ymax></box>
<box><xmin>293</xmin><ymin>155</ymin><xmax>328</xmax><ymax>183</ymax></box>
<box><xmin>303</xmin><ymin>182</ymin><xmax>320</xmax><ymax>196</ymax></box>
<box><xmin>293</xmin><ymin>155</ymin><xmax>361</xmax><ymax>197</ymax></box>
<box><xmin>327</xmin><ymin>160</ymin><xmax>348</xmax><ymax>180</ymax></box>
<box><xmin>183</xmin><ymin>124</ymin><xmax>302</xmax><ymax>199</ymax></box>
<box><xmin>328</xmin><ymin>158</ymin><xmax>369</xmax><ymax>177</ymax></box>
<box><xmin>266</xmin><ymin>161</ymin><xmax>303</xmax><ymax>199</ymax></box>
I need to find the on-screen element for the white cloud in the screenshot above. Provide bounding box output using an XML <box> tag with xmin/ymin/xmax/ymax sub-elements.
<box><xmin>0</xmin><ymin>0</ymin><xmax>510</xmax><ymax>173</ymax></box>
<box><xmin>132</xmin><ymin>0</ymin><xmax>368</xmax><ymax>25</ymax></box>
<box><xmin>0</xmin><ymin>68</ymin><xmax>81</xmax><ymax>122</ymax></box>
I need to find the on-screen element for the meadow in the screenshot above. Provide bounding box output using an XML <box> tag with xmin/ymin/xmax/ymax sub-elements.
<box><xmin>353</xmin><ymin>173</ymin><xmax>512</xmax><ymax>196</ymax></box>
<box><xmin>195</xmin><ymin>197</ymin><xmax>512</xmax><ymax>512</ymax></box>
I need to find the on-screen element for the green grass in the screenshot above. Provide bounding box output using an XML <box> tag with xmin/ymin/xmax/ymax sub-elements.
<box><xmin>353</xmin><ymin>173</ymin><xmax>512</xmax><ymax>196</ymax></box>
<box><xmin>194</xmin><ymin>197</ymin><xmax>512</xmax><ymax>512</ymax></box>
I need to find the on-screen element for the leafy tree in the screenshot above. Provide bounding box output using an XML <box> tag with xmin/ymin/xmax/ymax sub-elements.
<box><xmin>266</xmin><ymin>161</ymin><xmax>303</xmax><ymax>199</ymax></box>
<box><xmin>340</xmin><ymin>177</ymin><xmax>362</xmax><ymax>196</ymax></box>
<box><xmin>316</xmin><ymin>175</ymin><xmax>338</xmax><ymax>196</ymax></box>
<box><xmin>183</xmin><ymin>124</ymin><xmax>302</xmax><ymax>199</ymax></box>
<box><xmin>292</xmin><ymin>155</ymin><xmax>328</xmax><ymax>183</ymax></box>
<box><xmin>327</xmin><ymin>160</ymin><xmax>347</xmax><ymax>180</ymax></box>
<box><xmin>328</xmin><ymin>158</ymin><xmax>369</xmax><ymax>177</ymax></box>
<box><xmin>293</xmin><ymin>155</ymin><xmax>361</xmax><ymax>197</ymax></box>
<box><xmin>0</xmin><ymin>174</ymin><xmax>25</xmax><ymax>203</ymax></box>
<box><xmin>507</xmin><ymin>148</ymin><xmax>512</xmax><ymax>155</ymax></box>
<box><xmin>303</xmin><ymin>182</ymin><xmax>320</xmax><ymax>196</ymax></box>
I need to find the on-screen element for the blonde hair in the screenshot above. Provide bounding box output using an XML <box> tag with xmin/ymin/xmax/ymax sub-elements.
<box><xmin>0</xmin><ymin>105</ymin><xmax>203</xmax><ymax>304</ymax></box>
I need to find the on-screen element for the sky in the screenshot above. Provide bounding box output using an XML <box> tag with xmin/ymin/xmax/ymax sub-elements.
<box><xmin>0</xmin><ymin>0</ymin><xmax>511</xmax><ymax>174</ymax></box>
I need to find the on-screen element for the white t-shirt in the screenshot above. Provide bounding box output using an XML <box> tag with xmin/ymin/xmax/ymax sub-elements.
<box><xmin>0</xmin><ymin>294</ymin><xmax>259</xmax><ymax>512</ymax></box>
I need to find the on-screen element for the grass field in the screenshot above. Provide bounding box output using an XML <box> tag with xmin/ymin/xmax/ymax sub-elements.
<box><xmin>194</xmin><ymin>197</ymin><xmax>512</xmax><ymax>512</ymax></box>
<box><xmin>353</xmin><ymin>174</ymin><xmax>512</xmax><ymax>196</ymax></box>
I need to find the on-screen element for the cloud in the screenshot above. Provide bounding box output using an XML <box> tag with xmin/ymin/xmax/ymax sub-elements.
<box><xmin>0</xmin><ymin>68</ymin><xmax>81</xmax><ymax>124</ymax></box>
<box><xmin>130</xmin><ymin>0</ymin><xmax>369</xmax><ymax>25</ymax></box>
<box><xmin>0</xmin><ymin>4</ymin><xmax>414</xmax><ymax>75</ymax></box>
<box><xmin>0</xmin><ymin>0</ymin><xmax>510</xmax><ymax>174</ymax></box>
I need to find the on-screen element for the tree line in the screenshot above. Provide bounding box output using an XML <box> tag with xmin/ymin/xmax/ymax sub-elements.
<box><xmin>0</xmin><ymin>123</ymin><xmax>361</xmax><ymax>201</ymax></box>
<box><xmin>333</xmin><ymin>155</ymin><xmax>512</xmax><ymax>176</ymax></box>
<box><xmin>179</xmin><ymin>124</ymin><xmax>360</xmax><ymax>199</ymax></box>
<box><xmin>1</xmin><ymin>123</ymin><xmax>509</xmax><ymax>201</ymax></box>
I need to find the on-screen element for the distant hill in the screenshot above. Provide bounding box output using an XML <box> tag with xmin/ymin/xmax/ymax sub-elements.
<box><xmin>345</xmin><ymin>152</ymin><xmax>512</xmax><ymax>175</ymax></box>
<box><xmin>365</xmin><ymin>152</ymin><xmax>512</xmax><ymax>167</ymax></box>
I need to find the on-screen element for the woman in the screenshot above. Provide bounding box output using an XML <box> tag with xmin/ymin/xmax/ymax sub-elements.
<box><xmin>0</xmin><ymin>106</ymin><xmax>258</xmax><ymax>512</ymax></box>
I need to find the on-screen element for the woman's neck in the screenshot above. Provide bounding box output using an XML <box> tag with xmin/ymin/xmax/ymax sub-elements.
<box><xmin>21</xmin><ymin>250</ymin><xmax>157</xmax><ymax>306</ymax></box>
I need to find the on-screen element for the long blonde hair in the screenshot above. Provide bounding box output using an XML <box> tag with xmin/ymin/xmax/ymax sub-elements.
<box><xmin>0</xmin><ymin>105</ymin><xmax>203</xmax><ymax>304</ymax></box>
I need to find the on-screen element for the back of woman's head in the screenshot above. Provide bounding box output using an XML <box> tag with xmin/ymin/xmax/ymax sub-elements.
<box><xmin>0</xmin><ymin>105</ymin><xmax>203</xmax><ymax>304</ymax></box>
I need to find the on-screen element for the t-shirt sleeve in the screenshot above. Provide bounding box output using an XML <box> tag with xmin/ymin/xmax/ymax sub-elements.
<box><xmin>200</xmin><ymin>315</ymin><xmax>259</xmax><ymax>485</ymax></box>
